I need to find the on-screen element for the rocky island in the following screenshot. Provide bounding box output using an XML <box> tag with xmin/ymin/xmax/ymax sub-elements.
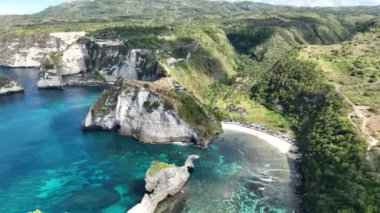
<box><xmin>128</xmin><ymin>155</ymin><xmax>200</xmax><ymax>213</ymax></box>
<box><xmin>0</xmin><ymin>76</ymin><xmax>24</xmax><ymax>95</ymax></box>
<box><xmin>82</xmin><ymin>79</ymin><xmax>221</xmax><ymax>146</ymax></box>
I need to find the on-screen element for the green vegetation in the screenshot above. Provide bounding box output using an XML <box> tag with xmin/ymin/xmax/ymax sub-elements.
<box><xmin>299</xmin><ymin>26</ymin><xmax>380</xmax><ymax>110</ymax></box>
<box><xmin>0</xmin><ymin>76</ymin><xmax>11</xmax><ymax>87</ymax></box>
<box><xmin>92</xmin><ymin>81</ymin><xmax>123</xmax><ymax>116</ymax></box>
<box><xmin>143</xmin><ymin>101</ymin><xmax>160</xmax><ymax>113</ymax></box>
<box><xmin>148</xmin><ymin>161</ymin><xmax>176</xmax><ymax>177</ymax></box>
<box><xmin>252</xmin><ymin>52</ymin><xmax>380</xmax><ymax>212</ymax></box>
<box><xmin>88</xmin><ymin>71</ymin><xmax>107</xmax><ymax>82</ymax></box>
<box><xmin>41</xmin><ymin>52</ymin><xmax>63</xmax><ymax>70</ymax></box>
<box><xmin>1</xmin><ymin>0</ymin><xmax>380</xmax><ymax>211</ymax></box>
<box><xmin>163</xmin><ymin>99</ymin><xmax>174</xmax><ymax>111</ymax></box>
<box><xmin>369</xmin><ymin>146</ymin><xmax>380</xmax><ymax>173</ymax></box>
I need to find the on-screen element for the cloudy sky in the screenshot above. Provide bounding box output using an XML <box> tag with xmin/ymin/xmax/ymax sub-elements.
<box><xmin>0</xmin><ymin>0</ymin><xmax>379</xmax><ymax>15</ymax></box>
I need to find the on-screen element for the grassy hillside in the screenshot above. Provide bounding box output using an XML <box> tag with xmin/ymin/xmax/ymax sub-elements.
<box><xmin>224</xmin><ymin>13</ymin><xmax>378</xmax><ymax>72</ymax></box>
<box><xmin>300</xmin><ymin>22</ymin><xmax>379</xmax><ymax>109</ymax></box>
<box><xmin>0</xmin><ymin>1</ymin><xmax>379</xmax><ymax>211</ymax></box>
<box><xmin>87</xmin><ymin>24</ymin><xmax>294</xmax><ymax>133</ymax></box>
<box><xmin>251</xmin><ymin>52</ymin><xmax>380</xmax><ymax>212</ymax></box>
<box><xmin>299</xmin><ymin>22</ymin><xmax>380</xmax><ymax>141</ymax></box>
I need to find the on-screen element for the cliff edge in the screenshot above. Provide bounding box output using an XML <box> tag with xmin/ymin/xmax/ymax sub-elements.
<box><xmin>82</xmin><ymin>79</ymin><xmax>221</xmax><ymax>146</ymax></box>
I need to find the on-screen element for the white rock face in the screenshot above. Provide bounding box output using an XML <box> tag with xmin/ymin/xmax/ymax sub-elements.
<box><xmin>50</xmin><ymin>32</ymin><xmax>86</xmax><ymax>45</ymax></box>
<box><xmin>116</xmin><ymin>90</ymin><xmax>197</xmax><ymax>142</ymax></box>
<box><xmin>0</xmin><ymin>80</ymin><xmax>24</xmax><ymax>95</ymax></box>
<box><xmin>1</xmin><ymin>34</ymin><xmax>159</xmax><ymax>85</ymax></box>
<box><xmin>11</xmin><ymin>47</ymin><xmax>46</xmax><ymax>67</ymax></box>
<box><xmin>60</xmin><ymin>43</ymin><xmax>87</xmax><ymax>75</ymax></box>
<box><xmin>83</xmin><ymin>83</ymin><xmax>197</xmax><ymax>143</ymax></box>
<box><xmin>0</xmin><ymin>32</ymin><xmax>86</xmax><ymax>71</ymax></box>
<box><xmin>37</xmin><ymin>70</ymin><xmax>64</xmax><ymax>89</ymax></box>
<box><xmin>91</xmin><ymin>47</ymin><xmax>159</xmax><ymax>83</ymax></box>
<box><xmin>128</xmin><ymin>155</ymin><xmax>200</xmax><ymax>213</ymax></box>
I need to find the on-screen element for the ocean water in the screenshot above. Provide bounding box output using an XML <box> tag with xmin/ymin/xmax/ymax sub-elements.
<box><xmin>0</xmin><ymin>68</ymin><xmax>298</xmax><ymax>213</ymax></box>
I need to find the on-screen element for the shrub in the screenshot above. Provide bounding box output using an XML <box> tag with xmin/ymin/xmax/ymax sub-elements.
<box><xmin>143</xmin><ymin>100</ymin><xmax>160</xmax><ymax>113</ymax></box>
<box><xmin>163</xmin><ymin>99</ymin><xmax>174</xmax><ymax>111</ymax></box>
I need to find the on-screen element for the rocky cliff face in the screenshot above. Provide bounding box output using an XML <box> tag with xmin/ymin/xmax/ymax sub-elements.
<box><xmin>0</xmin><ymin>76</ymin><xmax>24</xmax><ymax>95</ymax></box>
<box><xmin>0</xmin><ymin>32</ymin><xmax>85</xmax><ymax>68</ymax></box>
<box><xmin>36</xmin><ymin>69</ymin><xmax>64</xmax><ymax>89</ymax></box>
<box><xmin>82</xmin><ymin>79</ymin><xmax>221</xmax><ymax>145</ymax></box>
<box><xmin>0</xmin><ymin>32</ymin><xmax>163</xmax><ymax>85</ymax></box>
<box><xmin>82</xmin><ymin>38</ymin><xmax>162</xmax><ymax>82</ymax></box>
<box><xmin>83</xmin><ymin>80</ymin><xmax>198</xmax><ymax>143</ymax></box>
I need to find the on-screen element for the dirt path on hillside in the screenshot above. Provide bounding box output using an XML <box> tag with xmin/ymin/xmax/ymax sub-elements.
<box><xmin>331</xmin><ymin>83</ymin><xmax>378</xmax><ymax>150</ymax></box>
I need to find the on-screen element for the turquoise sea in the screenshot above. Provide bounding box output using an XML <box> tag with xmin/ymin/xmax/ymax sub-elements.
<box><xmin>0</xmin><ymin>68</ymin><xmax>298</xmax><ymax>213</ymax></box>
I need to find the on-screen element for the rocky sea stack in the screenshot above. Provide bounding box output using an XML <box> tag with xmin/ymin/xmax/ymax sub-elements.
<box><xmin>82</xmin><ymin>78</ymin><xmax>221</xmax><ymax>146</ymax></box>
<box><xmin>0</xmin><ymin>76</ymin><xmax>24</xmax><ymax>95</ymax></box>
<box><xmin>128</xmin><ymin>155</ymin><xmax>200</xmax><ymax>213</ymax></box>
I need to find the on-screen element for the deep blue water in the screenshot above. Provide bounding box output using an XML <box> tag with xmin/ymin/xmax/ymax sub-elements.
<box><xmin>0</xmin><ymin>68</ymin><xmax>298</xmax><ymax>213</ymax></box>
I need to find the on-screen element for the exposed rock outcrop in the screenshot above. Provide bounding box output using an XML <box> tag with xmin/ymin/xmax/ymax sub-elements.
<box><xmin>0</xmin><ymin>76</ymin><xmax>24</xmax><ymax>95</ymax></box>
<box><xmin>0</xmin><ymin>32</ymin><xmax>163</xmax><ymax>87</ymax></box>
<box><xmin>128</xmin><ymin>155</ymin><xmax>199</xmax><ymax>213</ymax></box>
<box><xmin>82</xmin><ymin>79</ymin><xmax>221</xmax><ymax>146</ymax></box>
<box><xmin>0</xmin><ymin>32</ymin><xmax>85</xmax><ymax>68</ymax></box>
<box><xmin>82</xmin><ymin>38</ymin><xmax>163</xmax><ymax>82</ymax></box>
<box><xmin>37</xmin><ymin>70</ymin><xmax>64</xmax><ymax>89</ymax></box>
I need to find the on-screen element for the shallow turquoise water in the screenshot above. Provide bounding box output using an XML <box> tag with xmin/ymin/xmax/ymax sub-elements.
<box><xmin>0</xmin><ymin>68</ymin><xmax>298</xmax><ymax>213</ymax></box>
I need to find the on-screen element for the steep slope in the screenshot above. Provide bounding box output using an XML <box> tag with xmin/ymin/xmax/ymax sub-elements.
<box><xmin>0</xmin><ymin>31</ymin><xmax>165</xmax><ymax>87</ymax></box>
<box><xmin>251</xmin><ymin>50</ymin><xmax>380</xmax><ymax>212</ymax></box>
<box><xmin>83</xmin><ymin>79</ymin><xmax>221</xmax><ymax>146</ymax></box>
<box><xmin>224</xmin><ymin>13</ymin><xmax>377</xmax><ymax>68</ymax></box>
<box><xmin>299</xmin><ymin>21</ymin><xmax>380</xmax><ymax>146</ymax></box>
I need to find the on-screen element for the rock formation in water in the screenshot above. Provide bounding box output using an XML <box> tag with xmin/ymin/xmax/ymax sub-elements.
<box><xmin>0</xmin><ymin>76</ymin><xmax>24</xmax><ymax>95</ymax></box>
<box><xmin>82</xmin><ymin>79</ymin><xmax>221</xmax><ymax>146</ymax></box>
<box><xmin>37</xmin><ymin>70</ymin><xmax>64</xmax><ymax>89</ymax></box>
<box><xmin>128</xmin><ymin>155</ymin><xmax>200</xmax><ymax>213</ymax></box>
<box><xmin>0</xmin><ymin>32</ymin><xmax>164</xmax><ymax>87</ymax></box>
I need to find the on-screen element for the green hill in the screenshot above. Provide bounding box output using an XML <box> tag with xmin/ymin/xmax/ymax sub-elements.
<box><xmin>0</xmin><ymin>1</ymin><xmax>380</xmax><ymax>212</ymax></box>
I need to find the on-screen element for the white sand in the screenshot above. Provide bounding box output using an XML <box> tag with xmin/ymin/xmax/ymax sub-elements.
<box><xmin>222</xmin><ymin>123</ymin><xmax>300</xmax><ymax>158</ymax></box>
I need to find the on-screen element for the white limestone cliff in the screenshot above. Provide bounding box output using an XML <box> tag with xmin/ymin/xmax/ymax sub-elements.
<box><xmin>60</xmin><ymin>43</ymin><xmax>87</xmax><ymax>75</ymax></box>
<box><xmin>0</xmin><ymin>32</ymin><xmax>161</xmax><ymax>85</ymax></box>
<box><xmin>0</xmin><ymin>32</ymin><xmax>86</xmax><ymax>69</ymax></box>
<box><xmin>82</xmin><ymin>81</ymin><xmax>198</xmax><ymax>143</ymax></box>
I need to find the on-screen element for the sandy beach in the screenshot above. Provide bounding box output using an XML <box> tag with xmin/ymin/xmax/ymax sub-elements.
<box><xmin>222</xmin><ymin>123</ymin><xmax>300</xmax><ymax>159</ymax></box>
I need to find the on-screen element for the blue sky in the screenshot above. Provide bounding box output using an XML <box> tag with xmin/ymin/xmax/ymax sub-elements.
<box><xmin>0</xmin><ymin>0</ymin><xmax>68</xmax><ymax>15</ymax></box>
<box><xmin>0</xmin><ymin>0</ymin><xmax>379</xmax><ymax>15</ymax></box>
